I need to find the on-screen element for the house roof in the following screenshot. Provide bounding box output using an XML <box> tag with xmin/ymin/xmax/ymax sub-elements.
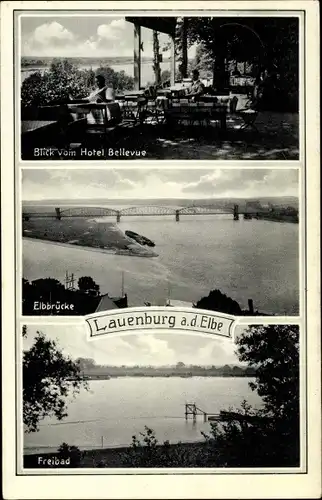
<box><xmin>95</xmin><ymin>294</ymin><xmax>119</xmax><ymax>312</ymax></box>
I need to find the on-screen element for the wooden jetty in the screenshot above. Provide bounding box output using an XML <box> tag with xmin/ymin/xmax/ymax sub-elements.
<box><xmin>185</xmin><ymin>403</ymin><xmax>273</xmax><ymax>425</ymax></box>
<box><xmin>185</xmin><ymin>403</ymin><xmax>221</xmax><ymax>423</ymax></box>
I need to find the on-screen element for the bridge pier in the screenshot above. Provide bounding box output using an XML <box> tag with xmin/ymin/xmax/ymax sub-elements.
<box><xmin>233</xmin><ymin>204</ymin><xmax>239</xmax><ymax>221</ymax></box>
<box><xmin>175</xmin><ymin>210</ymin><xmax>180</xmax><ymax>222</ymax></box>
<box><xmin>116</xmin><ymin>211</ymin><xmax>121</xmax><ymax>223</ymax></box>
<box><xmin>55</xmin><ymin>207</ymin><xmax>62</xmax><ymax>220</ymax></box>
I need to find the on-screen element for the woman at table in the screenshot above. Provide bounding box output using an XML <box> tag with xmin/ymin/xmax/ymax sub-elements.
<box><xmin>68</xmin><ymin>75</ymin><xmax>119</xmax><ymax>125</ymax></box>
<box><xmin>69</xmin><ymin>75</ymin><xmax>115</xmax><ymax>103</ymax></box>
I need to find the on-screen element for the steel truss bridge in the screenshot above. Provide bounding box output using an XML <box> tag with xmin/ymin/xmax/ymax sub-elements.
<box><xmin>23</xmin><ymin>204</ymin><xmax>265</xmax><ymax>222</ymax></box>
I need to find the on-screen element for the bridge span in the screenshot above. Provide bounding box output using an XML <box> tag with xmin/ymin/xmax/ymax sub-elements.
<box><xmin>23</xmin><ymin>205</ymin><xmax>245</xmax><ymax>221</ymax></box>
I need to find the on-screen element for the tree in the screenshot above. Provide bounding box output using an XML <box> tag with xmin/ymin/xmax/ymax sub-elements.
<box><xmin>57</xmin><ymin>443</ymin><xmax>82</xmax><ymax>467</ymax></box>
<box><xmin>120</xmin><ymin>427</ymin><xmax>205</xmax><ymax>467</ymax></box>
<box><xmin>21</xmin><ymin>60</ymin><xmax>134</xmax><ymax>108</ymax></box>
<box><xmin>179</xmin><ymin>16</ymin><xmax>298</xmax><ymax>108</ymax></box>
<box><xmin>204</xmin><ymin>325</ymin><xmax>300</xmax><ymax>467</ymax></box>
<box><xmin>23</xmin><ymin>327</ymin><xmax>87</xmax><ymax>432</ymax></box>
<box><xmin>78</xmin><ymin>276</ymin><xmax>100</xmax><ymax>296</ymax></box>
<box><xmin>119</xmin><ymin>326</ymin><xmax>299</xmax><ymax>468</ymax></box>
<box><xmin>31</xmin><ymin>278</ymin><xmax>65</xmax><ymax>294</ymax></box>
<box><xmin>152</xmin><ymin>31</ymin><xmax>161</xmax><ymax>85</ymax></box>
<box><xmin>237</xmin><ymin>325</ymin><xmax>299</xmax><ymax>421</ymax></box>
<box><xmin>176</xmin><ymin>361</ymin><xmax>185</xmax><ymax>369</ymax></box>
<box><xmin>195</xmin><ymin>289</ymin><xmax>242</xmax><ymax>315</ymax></box>
<box><xmin>95</xmin><ymin>66</ymin><xmax>134</xmax><ymax>92</ymax></box>
<box><xmin>76</xmin><ymin>358</ymin><xmax>96</xmax><ymax>369</ymax></box>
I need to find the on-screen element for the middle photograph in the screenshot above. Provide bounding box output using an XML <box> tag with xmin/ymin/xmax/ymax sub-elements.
<box><xmin>21</xmin><ymin>168</ymin><xmax>299</xmax><ymax>316</ymax></box>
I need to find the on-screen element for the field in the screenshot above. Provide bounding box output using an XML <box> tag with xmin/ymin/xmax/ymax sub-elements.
<box><xmin>22</xmin><ymin>217</ymin><xmax>157</xmax><ymax>257</ymax></box>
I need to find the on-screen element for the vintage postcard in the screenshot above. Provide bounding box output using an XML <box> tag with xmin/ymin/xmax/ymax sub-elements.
<box><xmin>1</xmin><ymin>1</ymin><xmax>321</xmax><ymax>500</ymax></box>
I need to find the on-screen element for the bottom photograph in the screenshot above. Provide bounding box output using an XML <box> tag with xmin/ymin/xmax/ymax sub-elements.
<box><xmin>21</xmin><ymin>323</ymin><xmax>300</xmax><ymax>469</ymax></box>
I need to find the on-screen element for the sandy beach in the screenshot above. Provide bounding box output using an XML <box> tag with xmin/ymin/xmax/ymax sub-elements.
<box><xmin>23</xmin><ymin>218</ymin><xmax>158</xmax><ymax>258</ymax></box>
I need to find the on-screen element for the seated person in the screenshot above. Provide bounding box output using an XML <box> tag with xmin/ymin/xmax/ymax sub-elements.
<box><xmin>69</xmin><ymin>75</ymin><xmax>115</xmax><ymax>103</ymax></box>
<box><xmin>185</xmin><ymin>69</ymin><xmax>205</xmax><ymax>99</ymax></box>
<box><xmin>68</xmin><ymin>75</ymin><xmax>118</xmax><ymax>126</ymax></box>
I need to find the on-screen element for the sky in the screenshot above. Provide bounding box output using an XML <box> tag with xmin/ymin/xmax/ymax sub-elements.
<box><xmin>22</xmin><ymin>169</ymin><xmax>299</xmax><ymax>201</ymax></box>
<box><xmin>20</xmin><ymin>15</ymin><xmax>196</xmax><ymax>59</ymax></box>
<box><xmin>22</xmin><ymin>324</ymin><xmax>249</xmax><ymax>367</ymax></box>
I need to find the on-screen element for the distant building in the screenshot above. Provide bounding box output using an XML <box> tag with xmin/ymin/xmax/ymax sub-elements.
<box><xmin>165</xmin><ymin>298</ymin><xmax>194</xmax><ymax>308</ymax></box>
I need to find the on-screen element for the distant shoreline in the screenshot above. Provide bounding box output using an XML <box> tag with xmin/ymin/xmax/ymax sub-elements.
<box><xmin>80</xmin><ymin>374</ymin><xmax>255</xmax><ymax>380</ymax></box>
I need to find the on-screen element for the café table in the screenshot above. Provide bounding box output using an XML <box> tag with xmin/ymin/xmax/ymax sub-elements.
<box><xmin>160</xmin><ymin>95</ymin><xmax>230</xmax><ymax>131</ymax></box>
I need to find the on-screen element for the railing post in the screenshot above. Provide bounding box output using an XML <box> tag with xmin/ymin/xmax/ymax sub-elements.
<box><xmin>55</xmin><ymin>207</ymin><xmax>61</xmax><ymax>220</ymax></box>
<box><xmin>193</xmin><ymin>404</ymin><xmax>196</xmax><ymax>423</ymax></box>
<box><xmin>175</xmin><ymin>210</ymin><xmax>180</xmax><ymax>222</ymax></box>
<box><xmin>170</xmin><ymin>34</ymin><xmax>176</xmax><ymax>86</ymax></box>
<box><xmin>116</xmin><ymin>211</ymin><xmax>121</xmax><ymax>223</ymax></box>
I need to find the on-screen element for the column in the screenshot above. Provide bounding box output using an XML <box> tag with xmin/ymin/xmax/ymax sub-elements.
<box><xmin>181</xmin><ymin>18</ymin><xmax>188</xmax><ymax>78</ymax></box>
<box><xmin>170</xmin><ymin>35</ymin><xmax>176</xmax><ymax>86</ymax></box>
<box><xmin>134</xmin><ymin>24</ymin><xmax>141</xmax><ymax>90</ymax></box>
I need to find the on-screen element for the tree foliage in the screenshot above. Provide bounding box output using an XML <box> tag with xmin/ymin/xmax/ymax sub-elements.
<box><xmin>195</xmin><ymin>289</ymin><xmax>242</xmax><ymax>315</ymax></box>
<box><xmin>119</xmin><ymin>325</ymin><xmax>299</xmax><ymax>468</ymax></box>
<box><xmin>77</xmin><ymin>276</ymin><xmax>100</xmax><ymax>295</ymax></box>
<box><xmin>57</xmin><ymin>443</ymin><xmax>83</xmax><ymax>467</ymax></box>
<box><xmin>23</xmin><ymin>327</ymin><xmax>87</xmax><ymax>432</ymax></box>
<box><xmin>21</xmin><ymin>59</ymin><xmax>134</xmax><ymax>107</ymax></box>
<box><xmin>120</xmin><ymin>427</ymin><xmax>207</xmax><ymax>467</ymax></box>
<box><xmin>204</xmin><ymin>324</ymin><xmax>300</xmax><ymax>467</ymax></box>
<box><xmin>177</xmin><ymin>17</ymin><xmax>298</xmax><ymax>109</ymax></box>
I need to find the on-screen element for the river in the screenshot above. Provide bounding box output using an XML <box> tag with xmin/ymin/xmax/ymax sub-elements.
<box><xmin>24</xmin><ymin>377</ymin><xmax>261</xmax><ymax>454</ymax></box>
<box><xmin>23</xmin><ymin>214</ymin><xmax>299</xmax><ymax>315</ymax></box>
<box><xmin>21</xmin><ymin>61</ymin><xmax>171</xmax><ymax>87</ymax></box>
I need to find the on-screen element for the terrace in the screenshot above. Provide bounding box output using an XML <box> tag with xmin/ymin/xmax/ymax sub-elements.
<box><xmin>20</xmin><ymin>16</ymin><xmax>299</xmax><ymax>160</ymax></box>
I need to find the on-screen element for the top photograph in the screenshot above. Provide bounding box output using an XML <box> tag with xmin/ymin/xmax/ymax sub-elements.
<box><xmin>18</xmin><ymin>13</ymin><xmax>300</xmax><ymax>161</ymax></box>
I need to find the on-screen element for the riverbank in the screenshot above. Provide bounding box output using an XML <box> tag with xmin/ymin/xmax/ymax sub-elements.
<box><xmin>24</xmin><ymin>441</ymin><xmax>210</xmax><ymax>468</ymax></box>
<box><xmin>23</xmin><ymin>218</ymin><xmax>158</xmax><ymax>258</ymax></box>
<box><xmin>253</xmin><ymin>214</ymin><xmax>299</xmax><ymax>223</ymax></box>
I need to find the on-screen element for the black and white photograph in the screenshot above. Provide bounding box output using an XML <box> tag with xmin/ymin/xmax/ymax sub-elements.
<box><xmin>19</xmin><ymin>14</ymin><xmax>300</xmax><ymax>161</ymax></box>
<box><xmin>22</xmin><ymin>168</ymin><xmax>299</xmax><ymax>316</ymax></box>
<box><xmin>1</xmin><ymin>0</ymin><xmax>321</xmax><ymax>497</ymax></box>
<box><xmin>22</xmin><ymin>323</ymin><xmax>300</xmax><ymax>469</ymax></box>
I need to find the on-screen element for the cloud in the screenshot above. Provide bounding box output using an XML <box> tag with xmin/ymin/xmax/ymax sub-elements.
<box><xmin>22</xmin><ymin>169</ymin><xmax>299</xmax><ymax>201</ymax></box>
<box><xmin>21</xmin><ymin>17</ymin><xmax>171</xmax><ymax>59</ymax></box>
<box><xmin>182</xmin><ymin>169</ymin><xmax>298</xmax><ymax>198</ymax></box>
<box><xmin>23</xmin><ymin>22</ymin><xmax>76</xmax><ymax>54</ymax></box>
<box><xmin>23</xmin><ymin>325</ymin><xmax>240</xmax><ymax>367</ymax></box>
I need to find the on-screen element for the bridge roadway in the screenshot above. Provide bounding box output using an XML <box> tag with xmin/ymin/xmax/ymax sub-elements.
<box><xmin>23</xmin><ymin>205</ymin><xmax>262</xmax><ymax>222</ymax></box>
